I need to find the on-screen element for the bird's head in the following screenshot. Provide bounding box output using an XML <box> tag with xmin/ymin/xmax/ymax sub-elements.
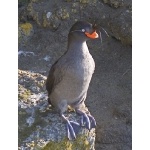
<box><xmin>68</xmin><ymin>21</ymin><xmax>99</xmax><ymax>42</ymax></box>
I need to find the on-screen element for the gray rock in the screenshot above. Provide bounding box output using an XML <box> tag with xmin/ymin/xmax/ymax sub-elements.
<box><xmin>18</xmin><ymin>0</ymin><xmax>131</xmax><ymax>45</ymax></box>
<box><xmin>18</xmin><ymin>70</ymin><xmax>96</xmax><ymax>150</ymax></box>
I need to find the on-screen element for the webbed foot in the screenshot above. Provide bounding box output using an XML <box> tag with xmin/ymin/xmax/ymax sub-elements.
<box><xmin>76</xmin><ymin>109</ymin><xmax>96</xmax><ymax>130</ymax></box>
<box><xmin>61</xmin><ymin>114</ymin><xmax>80</xmax><ymax>140</ymax></box>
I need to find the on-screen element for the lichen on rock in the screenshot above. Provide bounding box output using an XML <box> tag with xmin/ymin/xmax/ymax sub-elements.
<box><xmin>18</xmin><ymin>22</ymin><xmax>34</xmax><ymax>46</ymax></box>
<box><xmin>19</xmin><ymin>23</ymin><xmax>33</xmax><ymax>36</ymax></box>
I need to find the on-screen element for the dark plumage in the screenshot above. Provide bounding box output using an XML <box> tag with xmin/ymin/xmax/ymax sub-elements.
<box><xmin>46</xmin><ymin>21</ymin><xmax>99</xmax><ymax>140</ymax></box>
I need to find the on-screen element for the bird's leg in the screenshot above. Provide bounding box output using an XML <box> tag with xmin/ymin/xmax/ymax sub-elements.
<box><xmin>73</xmin><ymin>99</ymin><xmax>96</xmax><ymax>130</ymax></box>
<box><xmin>61</xmin><ymin>113</ymin><xmax>80</xmax><ymax>140</ymax></box>
<box><xmin>76</xmin><ymin>109</ymin><xmax>96</xmax><ymax>130</ymax></box>
<box><xmin>58</xmin><ymin>100</ymin><xmax>81</xmax><ymax>140</ymax></box>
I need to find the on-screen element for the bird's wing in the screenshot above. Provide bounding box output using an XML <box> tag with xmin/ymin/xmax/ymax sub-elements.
<box><xmin>46</xmin><ymin>61</ymin><xmax>61</xmax><ymax>96</ymax></box>
<box><xmin>46</xmin><ymin>56</ymin><xmax>66</xmax><ymax>97</ymax></box>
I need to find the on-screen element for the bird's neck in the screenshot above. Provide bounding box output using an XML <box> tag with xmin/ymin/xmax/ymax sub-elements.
<box><xmin>67</xmin><ymin>39</ymin><xmax>89</xmax><ymax>55</ymax></box>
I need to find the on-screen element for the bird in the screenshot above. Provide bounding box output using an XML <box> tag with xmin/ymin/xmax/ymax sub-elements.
<box><xmin>46</xmin><ymin>21</ymin><xmax>99</xmax><ymax>140</ymax></box>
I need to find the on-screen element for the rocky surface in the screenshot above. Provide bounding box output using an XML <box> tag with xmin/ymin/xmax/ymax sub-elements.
<box><xmin>18</xmin><ymin>70</ymin><xmax>96</xmax><ymax>150</ymax></box>
<box><xmin>18</xmin><ymin>0</ymin><xmax>132</xmax><ymax>149</ymax></box>
<box><xmin>18</xmin><ymin>0</ymin><xmax>131</xmax><ymax>46</ymax></box>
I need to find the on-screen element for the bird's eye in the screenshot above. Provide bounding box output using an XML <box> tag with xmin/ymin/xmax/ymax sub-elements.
<box><xmin>81</xmin><ymin>29</ymin><xmax>85</xmax><ymax>32</ymax></box>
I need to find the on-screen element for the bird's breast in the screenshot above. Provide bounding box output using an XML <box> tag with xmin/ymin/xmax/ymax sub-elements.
<box><xmin>66</xmin><ymin>53</ymin><xmax>95</xmax><ymax>88</ymax></box>
<box><xmin>50</xmin><ymin>52</ymin><xmax>95</xmax><ymax>105</ymax></box>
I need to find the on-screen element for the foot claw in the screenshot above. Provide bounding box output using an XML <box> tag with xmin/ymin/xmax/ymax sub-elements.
<box><xmin>62</xmin><ymin>114</ymin><xmax>80</xmax><ymax>140</ymax></box>
<box><xmin>66</xmin><ymin>122</ymin><xmax>76</xmax><ymax>140</ymax></box>
<box><xmin>70</xmin><ymin>121</ymin><xmax>80</xmax><ymax>134</ymax></box>
<box><xmin>82</xmin><ymin>113</ymin><xmax>91</xmax><ymax>130</ymax></box>
<box><xmin>77</xmin><ymin>110</ymin><xmax>96</xmax><ymax>130</ymax></box>
<box><xmin>88</xmin><ymin>115</ymin><xmax>96</xmax><ymax>128</ymax></box>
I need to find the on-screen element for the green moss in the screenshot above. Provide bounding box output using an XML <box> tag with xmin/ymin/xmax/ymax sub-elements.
<box><xmin>19</xmin><ymin>23</ymin><xmax>33</xmax><ymax>36</ymax></box>
<box><xmin>18</xmin><ymin>89</ymin><xmax>31</xmax><ymax>101</ymax></box>
<box><xmin>42</xmin><ymin>135</ymin><xmax>90</xmax><ymax>150</ymax></box>
<box><xmin>61</xmin><ymin>9</ymin><xmax>70</xmax><ymax>20</ymax></box>
<box><xmin>18</xmin><ymin>94</ymin><xmax>28</xmax><ymax>100</ymax></box>
<box><xmin>57</xmin><ymin>8</ymin><xmax>69</xmax><ymax>20</ymax></box>
<box><xmin>37</xmin><ymin>82</ymin><xmax>45</xmax><ymax>88</ymax></box>
<box><xmin>18</xmin><ymin>22</ymin><xmax>34</xmax><ymax>45</ymax></box>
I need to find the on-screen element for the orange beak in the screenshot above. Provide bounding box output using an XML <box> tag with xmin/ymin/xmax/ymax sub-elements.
<box><xmin>85</xmin><ymin>31</ymin><xmax>99</xmax><ymax>39</ymax></box>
